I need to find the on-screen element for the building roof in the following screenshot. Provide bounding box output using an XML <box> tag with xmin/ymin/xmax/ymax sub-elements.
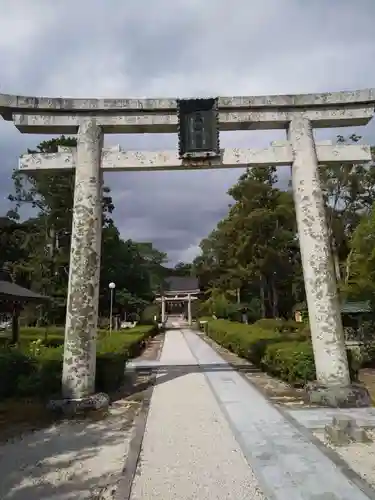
<box><xmin>0</xmin><ymin>280</ymin><xmax>49</xmax><ymax>302</ymax></box>
<box><xmin>164</xmin><ymin>276</ymin><xmax>199</xmax><ymax>293</ymax></box>
<box><xmin>340</xmin><ymin>301</ymin><xmax>371</xmax><ymax>314</ymax></box>
<box><xmin>294</xmin><ymin>300</ymin><xmax>371</xmax><ymax>314</ymax></box>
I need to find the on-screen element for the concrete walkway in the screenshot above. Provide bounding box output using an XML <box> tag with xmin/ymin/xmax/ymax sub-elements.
<box><xmin>129</xmin><ymin>329</ymin><xmax>373</xmax><ymax>500</ymax></box>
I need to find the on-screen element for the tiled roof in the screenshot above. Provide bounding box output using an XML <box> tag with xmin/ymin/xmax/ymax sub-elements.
<box><xmin>164</xmin><ymin>276</ymin><xmax>199</xmax><ymax>292</ymax></box>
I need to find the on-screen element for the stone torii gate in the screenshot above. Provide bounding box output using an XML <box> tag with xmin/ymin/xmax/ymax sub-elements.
<box><xmin>1</xmin><ymin>89</ymin><xmax>374</xmax><ymax>411</ymax></box>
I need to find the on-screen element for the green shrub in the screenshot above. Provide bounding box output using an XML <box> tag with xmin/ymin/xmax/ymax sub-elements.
<box><xmin>253</xmin><ymin>318</ymin><xmax>305</xmax><ymax>335</ymax></box>
<box><xmin>253</xmin><ymin>318</ymin><xmax>285</xmax><ymax>331</ymax></box>
<box><xmin>262</xmin><ymin>341</ymin><xmax>316</xmax><ymax>385</ymax></box>
<box><xmin>205</xmin><ymin>319</ymin><xmax>359</xmax><ymax>387</ymax></box>
<box><xmin>15</xmin><ymin>327</ymin><xmax>111</xmax><ymax>351</ymax></box>
<box><xmin>0</xmin><ymin>349</ymin><xmax>37</xmax><ymax>398</ymax></box>
<box><xmin>140</xmin><ymin>304</ymin><xmax>160</xmax><ymax>325</ymax></box>
<box><xmin>206</xmin><ymin>319</ymin><xmax>282</xmax><ymax>364</ymax></box>
<box><xmin>0</xmin><ymin>325</ymin><xmax>157</xmax><ymax>400</ymax></box>
<box><xmin>96</xmin><ymin>325</ymin><xmax>156</xmax><ymax>391</ymax></box>
<box><xmin>17</xmin><ymin>346</ymin><xmax>63</xmax><ymax>397</ymax></box>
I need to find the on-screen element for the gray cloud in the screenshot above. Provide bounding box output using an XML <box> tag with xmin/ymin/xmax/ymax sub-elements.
<box><xmin>1</xmin><ymin>0</ymin><xmax>375</xmax><ymax>264</ymax></box>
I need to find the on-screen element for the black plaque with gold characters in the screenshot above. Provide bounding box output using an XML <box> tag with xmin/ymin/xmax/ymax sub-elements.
<box><xmin>177</xmin><ymin>98</ymin><xmax>220</xmax><ymax>159</ymax></box>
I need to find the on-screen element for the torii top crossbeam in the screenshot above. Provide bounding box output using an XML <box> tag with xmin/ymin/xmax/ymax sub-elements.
<box><xmin>1</xmin><ymin>88</ymin><xmax>375</xmax><ymax>133</ymax></box>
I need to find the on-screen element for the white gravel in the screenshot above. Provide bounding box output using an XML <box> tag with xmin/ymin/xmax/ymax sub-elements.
<box><xmin>0</xmin><ymin>400</ymin><xmax>138</xmax><ymax>500</ymax></box>
<box><xmin>314</xmin><ymin>429</ymin><xmax>375</xmax><ymax>490</ymax></box>
<box><xmin>130</xmin><ymin>330</ymin><xmax>266</xmax><ymax>500</ymax></box>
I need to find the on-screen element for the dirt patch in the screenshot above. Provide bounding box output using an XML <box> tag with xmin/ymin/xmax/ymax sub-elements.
<box><xmin>0</xmin><ymin>398</ymin><xmax>61</xmax><ymax>444</ymax></box>
<box><xmin>200</xmin><ymin>333</ymin><xmax>316</xmax><ymax>408</ymax></box>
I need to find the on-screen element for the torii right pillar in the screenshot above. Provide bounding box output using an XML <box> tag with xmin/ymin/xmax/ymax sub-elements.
<box><xmin>289</xmin><ymin>115</ymin><xmax>370</xmax><ymax>407</ymax></box>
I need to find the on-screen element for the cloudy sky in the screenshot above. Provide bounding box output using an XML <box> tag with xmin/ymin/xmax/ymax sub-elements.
<box><xmin>1</xmin><ymin>0</ymin><xmax>375</xmax><ymax>264</ymax></box>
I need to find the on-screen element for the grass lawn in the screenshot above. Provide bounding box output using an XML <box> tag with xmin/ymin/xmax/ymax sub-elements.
<box><xmin>0</xmin><ymin>325</ymin><xmax>154</xmax><ymax>348</ymax></box>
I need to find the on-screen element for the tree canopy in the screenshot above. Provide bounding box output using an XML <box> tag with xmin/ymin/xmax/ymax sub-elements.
<box><xmin>1</xmin><ymin>136</ymin><xmax>167</xmax><ymax>325</ymax></box>
<box><xmin>193</xmin><ymin>136</ymin><xmax>375</xmax><ymax>320</ymax></box>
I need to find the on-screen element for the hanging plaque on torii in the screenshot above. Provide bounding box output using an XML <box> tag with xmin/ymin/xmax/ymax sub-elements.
<box><xmin>177</xmin><ymin>98</ymin><xmax>220</xmax><ymax>159</ymax></box>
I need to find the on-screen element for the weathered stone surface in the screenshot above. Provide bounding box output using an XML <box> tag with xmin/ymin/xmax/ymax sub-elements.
<box><xmin>61</xmin><ymin>118</ymin><xmax>103</xmax><ymax>400</ymax></box>
<box><xmin>286</xmin><ymin>407</ymin><xmax>375</xmax><ymax>430</ymax></box>
<box><xmin>324</xmin><ymin>414</ymin><xmax>372</xmax><ymax>445</ymax></box>
<box><xmin>18</xmin><ymin>143</ymin><xmax>371</xmax><ymax>173</ymax></box>
<box><xmin>289</xmin><ymin>115</ymin><xmax>351</xmax><ymax>387</ymax></box>
<box><xmin>325</xmin><ymin>424</ymin><xmax>352</xmax><ymax>445</ymax></box>
<box><xmin>12</xmin><ymin>106</ymin><xmax>374</xmax><ymax>133</ymax></box>
<box><xmin>306</xmin><ymin>382</ymin><xmax>371</xmax><ymax>408</ymax></box>
<box><xmin>1</xmin><ymin>88</ymin><xmax>375</xmax><ymax>114</ymax></box>
<box><xmin>332</xmin><ymin>414</ymin><xmax>354</xmax><ymax>431</ymax></box>
<box><xmin>47</xmin><ymin>392</ymin><xmax>109</xmax><ymax>416</ymax></box>
<box><xmin>350</xmin><ymin>426</ymin><xmax>372</xmax><ymax>443</ymax></box>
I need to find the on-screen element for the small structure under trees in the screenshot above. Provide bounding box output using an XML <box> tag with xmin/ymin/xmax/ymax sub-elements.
<box><xmin>294</xmin><ymin>300</ymin><xmax>373</xmax><ymax>343</ymax></box>
<box><xmin>0</xmin><ymin>270</ymin><xmax>49</xmax><ymax>343</ymax></box>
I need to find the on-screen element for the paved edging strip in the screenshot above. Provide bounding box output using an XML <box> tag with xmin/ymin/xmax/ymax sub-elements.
<box><xmin>115</xmin><ymin>335</ymin><xmax>165</xmax><ymax>500</ymax></box>
<box><xmin>183</xmin><ymin>329</ymin><xmax>373</xmax><ymax>500</ymax></box>
<box><xmin>197</xmin><ymin>330</ymin><xmax>375</xmax><ymax>499</ymax></box>
<box><xmin>281</xmin><ymin>409</ymin><xmax>375</xmax><ymax>500</ymax></box>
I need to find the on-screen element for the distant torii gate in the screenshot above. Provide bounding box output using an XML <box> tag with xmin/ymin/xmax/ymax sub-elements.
<box><xmin>1</xmin><ymin>88</ymin><xmax>374</xmax><ymax>411</ymax></box>
<box><xmin>155</xmin><ymin>276</ymin><xmax>201</xmax><ymax>326</ymax></box>
<box><xmin>155</xmin><ymin>295</ymin><xmax>198</xmax><ymax>325</ymax></box>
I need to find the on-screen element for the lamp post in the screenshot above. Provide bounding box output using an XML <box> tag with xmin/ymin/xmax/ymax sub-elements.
<box><xmin>109</xmin><ymin>282</ymin><xmax>116</xmax><ymax>334</ymax></box>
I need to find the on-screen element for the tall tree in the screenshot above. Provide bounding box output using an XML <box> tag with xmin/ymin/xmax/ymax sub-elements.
<box><xmin>173</xmin><ymin>262</ymin><xmax>193</xmax><ymax>276</ymax></box>
<box><xmin>194</xmin><ymin>166</ymin><xmax>302</xmax><ymax>318</ymax></box>
<box><xmin>319</xmin><ymin>135</ymin><xmax>375</xmax><ymax>283</ymax></box>
<box><xmin>7</xmin><ymin>136</ymin><xmax>114</xmax><ymax>292</ymax></box>
<box><xmin>4</xmin><ymin>136</ymin><xmax>166</xmax><ymax>324</ymax></box>
<box><xmin>345</xmin><ymin>202</ymin><xmax>375</xmax><ymax>303</ymax></box>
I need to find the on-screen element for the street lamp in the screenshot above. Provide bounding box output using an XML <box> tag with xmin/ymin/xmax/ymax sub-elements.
<box><xmin>109</xmin><ymin>282</ymin><xmax>116</xmax><ymax>334</ymax></box>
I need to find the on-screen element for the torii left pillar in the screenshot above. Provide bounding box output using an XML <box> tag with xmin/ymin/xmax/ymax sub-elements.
<box><xmin>52</xmin><ymin>119</ymin><xmax>109</xmax><ymax>414</ymax></box>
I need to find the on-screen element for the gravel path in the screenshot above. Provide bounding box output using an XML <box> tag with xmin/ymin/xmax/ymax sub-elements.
<box><xmin>129</xmin><ymin>329</ymin><xmax>266</xmax><ymax>500</ymax></box>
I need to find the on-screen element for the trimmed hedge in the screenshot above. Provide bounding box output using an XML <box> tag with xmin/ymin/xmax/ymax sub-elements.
<box><xmin>253</xmin><ymin>318</ymin><xmax>309</xmax><ymax>339</ymax></box>
<box><xmin>206</xmin><ymin>319</ymin><xmax>282</xmax><ymax>364</ymax></box>
<box><xmin>0</xmin><ymin>325</ymin><xmax>157</xmax><ymax>400</ymax></box>
<box><xmin>262</xmin><ymin>341</ymin><xmax>315</xmax><ymax>385</ymax></box>
<box><xmin>0</xmin><ymin>350</ymin><xmax>38</xmax><ymax>399</ymax></box>
<box><xmin>204</xmin><ymin>318</ymin><xmax>358</xmax><ymax>386</ymax></box>
<box><xmin>0</xmin><ymin>327</ymin><xmax>112</xmax><ymax>351</ymax></box>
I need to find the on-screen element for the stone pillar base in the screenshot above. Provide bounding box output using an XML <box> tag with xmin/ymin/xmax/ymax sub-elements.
<box><xmin>47</xmin><ymin>392</ymin><xmax>110</xmax><ymax>417</ymax></box>
<box><xmin>305</xmin><ymin>381</ymin><xmax>371</xmax><ymax>408</ymax></box>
